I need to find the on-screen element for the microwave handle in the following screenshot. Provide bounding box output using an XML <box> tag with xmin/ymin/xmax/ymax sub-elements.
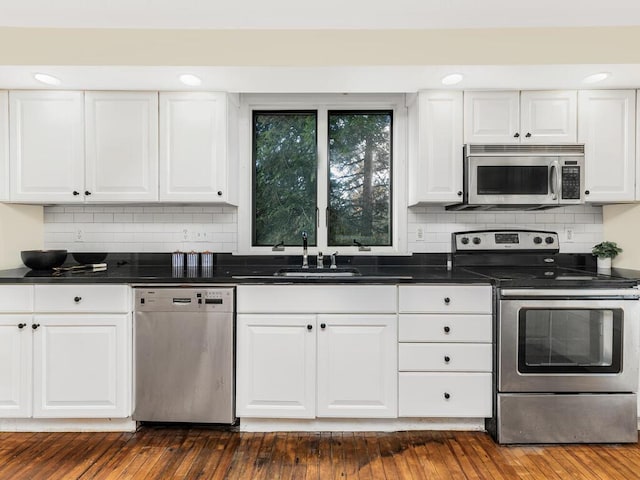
<box><xmin>549</xmin><ymin>160</ymin><xmax>559</xmax><ymax>201</ymax></box>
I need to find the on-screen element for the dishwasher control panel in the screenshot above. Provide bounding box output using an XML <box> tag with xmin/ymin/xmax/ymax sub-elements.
<box><xmin>135</xmin><ymin>287</ymin><xmax>234</xmax><ymax>313</ymax></box>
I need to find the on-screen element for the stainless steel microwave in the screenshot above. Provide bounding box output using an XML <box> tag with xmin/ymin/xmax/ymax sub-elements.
<box><xmin>450</xmin><ymin>144</ymin><xmax>585</xmax><ymax>211</ymax></box>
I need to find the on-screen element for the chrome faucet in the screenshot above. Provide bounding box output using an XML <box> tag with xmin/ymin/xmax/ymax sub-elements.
<box><xmin>301</xmin><ymin>231</ymin><xmax>309</xmax><ymax>269</ymax></box>
<box><xmin>330</xmin><ymin>251</ymin><xmax>338</xmax><ymax>269</ymax></box>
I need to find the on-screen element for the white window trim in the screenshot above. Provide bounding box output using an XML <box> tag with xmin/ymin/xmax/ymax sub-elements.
<box><xmin>237</xmin><ymin>93</ymin><xmax>408</xmax><ymax>256</ymax></box>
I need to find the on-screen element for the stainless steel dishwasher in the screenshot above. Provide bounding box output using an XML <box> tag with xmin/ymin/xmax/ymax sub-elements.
<box><xmin>133</xmin><ymin>287</ymin><xmax>235</xmax><ymax>424</ymax></box>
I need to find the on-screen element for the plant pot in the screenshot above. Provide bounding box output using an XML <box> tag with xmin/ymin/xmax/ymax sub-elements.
<box><xmin>597</xmin><ymin>257</ymin><xmax>612</xmax><ymax>273</ymax></box>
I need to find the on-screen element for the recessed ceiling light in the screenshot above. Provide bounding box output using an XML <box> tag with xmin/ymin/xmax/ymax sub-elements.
<box><xmin>179</xmin><ymin>74</ymin><xmax>202</xmax><ymax>86</ymax></box>
<box><xmin>33</xmin><ymin>73</ymin><xmax>61</xmax><ymax>86</ymax></box>
<box><xmin>583</xmin><ymin>72</ymin><xmax>611</xmax><ymax>84</ymax></box>
<box><xmin>441</xmin><ymin>73</ymin><xmax>464</xmax><ymax>86</ymax></box>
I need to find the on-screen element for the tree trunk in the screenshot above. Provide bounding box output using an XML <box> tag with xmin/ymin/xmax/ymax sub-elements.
<box><xmin>362</xmin><ymin>141</ymin><xmax>374</xmax><ymax>237</ymax></box>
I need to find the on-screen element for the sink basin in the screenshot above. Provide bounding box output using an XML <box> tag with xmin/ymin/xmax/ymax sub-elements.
<box><xmin>275</xmin><ymin>267</ymin><xmax>361</xmax><ymax>277</ymax></box>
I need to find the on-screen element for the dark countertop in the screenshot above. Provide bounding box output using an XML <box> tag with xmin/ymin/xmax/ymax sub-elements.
<box><xmin>1</xmin><ymin>252</ymin><xmax>638</xmax><ymax>286</ymax></box>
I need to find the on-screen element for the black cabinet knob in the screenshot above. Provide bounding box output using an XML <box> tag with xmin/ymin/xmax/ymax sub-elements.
<box><xmin>72</xmin><ymin>191</ymin><xmax>80</xmax><ymax>196</ymax></box>
<box><xmin>585</xmin><ymin>190</ymin><xmax>590</xmax><ymax>195</ymax></box>
<box><xmin>444</xmin><ymin>392</ymin><xmax>451</xmax><ymax>400</ymax></box>
<box><xmin>84</xmin><ymin>191</ymin><xmax>92</xmax><ymax>196</ymax></box>
<box><xmin>525</xmin><ymin>132</ymin><xmax>532</xmax><ymax>138</ymax></box>
<box><xmin>32</xmin><ymin>324</ymin><xmax>40</xmax><ymax>330</ymax></box>
<box><xmin>74</xmin><ymin>296</ymin><xmax>82</xmax><ymax>303</ymax></box>
<box><xmin>513</xmin><ymin>132</ymin><xmax>520</xmax><ymax>138</ymax></box>
<box><xmin>307</xmin><ymin>324</ymin><xmax>313</xmax><ymax>330</ymax></box>
<box><xmin>457</xmin><ymin>191</ymin><xmax>462</xmax><ymax>196</ymax></box>
<box><xmin>444</xmin><ymin>326</ymin><xmax>451</xmax><ymax>333</ymax></box>
<box><xmin>444</xmin><ymin>356</ymin><xmax>451</xmax><ymax>363</ymax></box>
<box><xmin>18</xmin><ymin>323</ymin><xmax>26</xmax><ymax>329</ymax></box>
<box><xmin>320</xmin><ymin>323</ymin><xmax>326</xmax><ymax>329</ymax></box>
<box><xmin>217</xmin><ymin>191</ymin><xmax>223</xmax><ymax>196</ymax></box>
<box><xmin>444</xmin><ymin>297</ymin><xmax>451</xmax><ymax>304</ymax></box>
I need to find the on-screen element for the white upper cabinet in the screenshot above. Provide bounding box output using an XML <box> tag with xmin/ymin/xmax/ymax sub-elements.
<box><xmin>579</xmin><ymin>90</ymin><xmax>636</xmax><ymax>203</ymax></box>
<box><xmin>408</xmin><ymin>91</ymin><xmax>464</xmax><ymax>205</ymax></box>
<box><xmin>520</xmin><ymin>91</ymin><xmax>577</xmax><ymax>143</ymax></box>
<box><xmin>85</xmin><ymin>92</ymin><xmax>159</xmax><ymax>202</ymax></box>
<box><xmin>9</xmin><ymin>91</ymin><xmax>85</xmax><ymax>203</ymax></box>
<box><xmin>464</xmin><ymin>91</ymin><xmax>520</xmax><ymax>144</ymax></box>
<box><xmin>0</xmin><ymin>91</ymin><xmax>8</xmax><ymax>202</ymax></box>
<box><xmin>159</xmin><ymin>92</ymin><xmax>238</xmax><ymax>204</ymax></box>
<box><xmin>464</xmin><ymin>90</ymin><xmax>577</xmax><ymax>144</ymax></box>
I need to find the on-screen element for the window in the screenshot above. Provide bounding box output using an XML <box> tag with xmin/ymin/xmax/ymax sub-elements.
<box><xmin>240</xmin><ymin>94</ymin><xmax>406</xmax><ymax>254</ymax></box>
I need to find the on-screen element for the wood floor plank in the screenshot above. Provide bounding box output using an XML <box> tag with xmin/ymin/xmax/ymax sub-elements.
<box><xmin>2</xmin><ymin>428</ymin><xmax>640</xmax><ymax>479</ymax></box>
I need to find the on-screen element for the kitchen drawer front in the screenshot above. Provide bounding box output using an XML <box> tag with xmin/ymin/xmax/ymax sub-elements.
<box><xmin>398</xmin><ymin>285</ymin><xmax>492</xmax><ymax>314</ymax></box>
<box><xmin>399</xmin><ymin>343</ymin><xmax>492</xmax><ymax>372</ymax></box>
<box><xmin>237</xmin><ymin>285</ymin><xmax>396</xmax><ymax>314</ymax></box>
<box><xmin>399</xmin><ymin>314</ymin><xmax>492</xmax><ymax>342</ymax></box>
<box><xmin>0</xmin><ymin>286</ymin><xmax>34</xmax><ymax>312</ymax></box>
<box><xmin>35</xmin><ymin>285</ymin><xmax>130</xmax><ymax>313</ymax></box>
<box><xmin>399</xmin><ymin>372</ymin><xmax>492</xmax><ymax>417</ymax></box>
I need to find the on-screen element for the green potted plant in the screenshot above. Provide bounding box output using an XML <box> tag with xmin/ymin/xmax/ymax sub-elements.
<box><xmin>592</xmin><ymin>241</ymin><xmax>623</xmax><ymax>271</ymax></box>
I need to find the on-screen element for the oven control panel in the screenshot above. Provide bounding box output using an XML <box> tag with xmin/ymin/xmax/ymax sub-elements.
<box><xmin>453</xmin><ymin>230</ymin><xmax>559</xmax><ymax>252</ymax></box>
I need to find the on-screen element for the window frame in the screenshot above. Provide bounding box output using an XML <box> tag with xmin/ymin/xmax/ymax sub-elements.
<box><xmin>238</xmin><ymin>93</ymin><xmax>408</xmax><ymax>256</ymax></box>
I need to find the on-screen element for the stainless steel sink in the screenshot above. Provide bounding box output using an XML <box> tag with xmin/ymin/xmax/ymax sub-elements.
<box><xmin>274</xmin><ymin>267</ymin><xmax>361</xmax><ymax>277</ymax></box>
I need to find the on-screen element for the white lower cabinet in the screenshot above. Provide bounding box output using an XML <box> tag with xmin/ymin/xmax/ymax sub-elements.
<box><xmin>32</xmin><ymin>315</ymin><xmax>129</xmax><ymax>418</ymax></box>
<box><xmin>0</xmin><ymin>285</ymin><xmax>132</xmax><ymax>420</ymax></box>
<box><xmin>0</xmin><ymin>316</ymin><xmax>32</xmax><ymax>417</ymax></box>
<box><xmin>236</xmin><ymin>285</ymin><xmax>398</xmax><ymax>420</ymax></box>
<box><xmin>236</xmin><ymin>314</ymin><xmax>316</xmax><ymax>419</ymax></box>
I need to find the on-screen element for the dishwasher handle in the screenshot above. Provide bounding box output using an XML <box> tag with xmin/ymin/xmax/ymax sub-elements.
<box><xmin>172</xmin><ymin>297</ymin><xmax>193</xmax><ymax>304</ymax></box>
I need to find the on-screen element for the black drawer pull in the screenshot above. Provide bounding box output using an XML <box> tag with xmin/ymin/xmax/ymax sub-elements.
<box><xmin>32</xmin><ymin>323</ymin><xmax>40</xmax><ymax>330</ymax></box>
<box><xmin>444</xmin><ymin>392</ymin><xmax>451</xmax><ymax>400</ymax></box>
<box><xmin>320</xmin><ymin>323</ymin><xmax>326</xmax><ymax>329</ymax></box>
<box><xmin>443</xmin><ymin>326</ymin><xmax>451</xmax><ymax>333</ymax></box>
<box><xmin>307</xmin><ymin>324</ymin><xmax>313</xmax><ymax>331</ymax></box>
<box><xmin>444</xmin><ymin>356</ymin><xmax>451</xmax><ymax>363</ymax></box>
<box><xmin>444</xmin><ymin>297</ymin><xmax>450</xmax><ymax>304</ymax></box>
<box><xmin>74</xmin><ymin>296</ymin><xmax>82</xmax><ymax>303</ymax></box>
<box><xmin>18</xmin><ymin>323</ymin><xmax>26</xmax><ymax>329</ymax></box>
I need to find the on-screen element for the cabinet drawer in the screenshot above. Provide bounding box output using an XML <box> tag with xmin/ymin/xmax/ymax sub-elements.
<box><xmin>399</xmin><ymin>314</ymin><xmax>492</xmax><ymax>342</ymax></box>
<box><xmin>399</xmin><ymin>372</ymin><xmax>492</xmax><ymax>417</ymax></box>
<box><xmin>237</xmin><ymin>285</ymin><xmax>396</xmax><ymax>314</ymax></box>
<box><xmin>0</xmin><ymin>286</ymin><xmax>33</xmax><ymax>312</ymax></box>
<box><xmin>399</xmin><ymin>343</ymin><xmax>491</xmax><ymax>372</ymax></box>
<box><xmin>35</xmin><ymin>285</ymin><xmax>130</xmax><ymax>313</ymax></box>
<box><xmin>399</xmin><ymin>285</ymin><xmax>492</xmax><ymax>314</ymax></box>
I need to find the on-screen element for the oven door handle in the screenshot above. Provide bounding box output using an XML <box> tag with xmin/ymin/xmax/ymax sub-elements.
<box><xmin>549</xmin><ymin>160</ymin><xmax>559</xmax><ymax>201</ymax></box>
<box><xmin>501</xmin><ymin>288</ymin><xmax>639</xmax><ymax>299</ymax></box>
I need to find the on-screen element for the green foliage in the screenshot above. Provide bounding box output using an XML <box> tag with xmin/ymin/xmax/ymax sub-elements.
<box><xmin>591</xmin><ymin>241</ymin><xmax>623</xmax><ymax>259</ymax></box>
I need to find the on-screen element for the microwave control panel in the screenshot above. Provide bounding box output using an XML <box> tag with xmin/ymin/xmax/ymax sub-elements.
<box><xmin>561</xmin><ymin>166</ymin><xmax>581</xmax><ymax>200</ymax></box>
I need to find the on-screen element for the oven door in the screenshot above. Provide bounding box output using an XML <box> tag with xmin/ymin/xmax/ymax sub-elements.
<box><xmin>499</xmin><ymin>289</ymin><xmax>640</xmax><ymax>393</ymax></box>
<box><xmin>467</xmin><ymin>156</ymin><xmax>559</xmax><ymax>205</ymax></box>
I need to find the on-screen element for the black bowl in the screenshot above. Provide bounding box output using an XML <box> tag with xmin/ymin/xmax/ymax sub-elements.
<box><xmin>72</xmin><ymin>252</ymin><xmax>108</xmax><ymax>265</ymax></box>
<box><xmin>21</xmin><ymin>250</ymin><xmax>68</xmax><ymax>270</ymax></box>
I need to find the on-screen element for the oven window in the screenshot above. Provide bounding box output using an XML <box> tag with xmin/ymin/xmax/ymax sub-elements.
<box><xmin>518</xmin><ymin>308</ymin><xmax>622</xmax><ymax>374</ymax></box>
<box><xmin>477</xmin><ymin>166</ymin><xmax>549</xmax><ymax>195</ymax></box>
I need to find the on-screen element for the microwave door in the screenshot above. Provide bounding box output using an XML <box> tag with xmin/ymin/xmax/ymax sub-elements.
<box><xmin>468</xmin><ymin>156</ymin><xmax>558</xmax><ymax>205</ymax></box>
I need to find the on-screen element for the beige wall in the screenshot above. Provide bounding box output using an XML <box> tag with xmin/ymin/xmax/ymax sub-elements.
<box><xmin>0</xmin><ymin>26</ymin><xmax>640</xmax><ymax>66</ymax></box>
<box><xmin>0</xmin><ymin>204</ymin><xmax>43</xmax><ymax>269</ymax></box>
<box><xmin>603</xmin><ymin>204</ymin><xmax>640</xmax><ymax>269</ymax></box>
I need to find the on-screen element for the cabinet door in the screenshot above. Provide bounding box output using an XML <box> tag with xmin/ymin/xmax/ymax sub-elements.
<box><xmin>520</xmin><ymin>91</ymin><xmax>577</xmax><ymax>143</ymax></box>
<box><xmin>32</xmin><ymin>314</ymin><xmax>130</xmax><ymax>418</ymax></box>
<box><xmin>409</xmin><ymin>91</ymin><xmax>463</xmax><ymax>205</ymax></box>
<box><xmin>159</xmin><ymin>92</ymin><xmax>232</xmax><ymax>203</ymax></box>
<box><xmin>463</xmin><ymin>91</ymin><xmax>520</xmax><ymax>144</ymax></box>
<box><xmin>85</xmin><ymin>91</ymin><xmax>158</xmax><ymax>202</ymax></box>
<box><xmin>237</xmin><ymin>314</ymin><xmax>316</xmax><ymax>418</ymax></box>
<box><xmin>0</xmin><ymin>91</ymin><xmax>8</xmax><ymax>201</ymax></box>
<box><xmin>9</xmin><ymin>91</ymin><xmax>85</xmax><ymax>203</ymax></box>
<box><xmin>317</xmin><ymin>314</ymin><xmax>397</xmax><ymax>418</ymax></box>
<box><xmin>579</xmin><ymin>90</ymin><xmax>636</xmax><ymax>202</ymax></box>
<box><xmin>0</xmin><ymin>316</ymin><xmax>32</xmax><ymax>417</ymax></box>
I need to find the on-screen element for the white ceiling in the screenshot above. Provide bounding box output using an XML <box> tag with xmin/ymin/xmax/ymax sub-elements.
<box><xmin>1</xmin><ymin>0</ymin><xmax>640</xmax><ymax>29</ymax></box>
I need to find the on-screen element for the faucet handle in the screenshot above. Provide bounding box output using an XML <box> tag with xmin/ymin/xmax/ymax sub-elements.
<box><xmin>317</xmin><ymin>251</ymin><xmax>324</xmax><ymax>269</ymax></box>
<box><xmin>330</xmin><ymin>251</ymin><xmax>338</xmax><ymax>269</ymax></box>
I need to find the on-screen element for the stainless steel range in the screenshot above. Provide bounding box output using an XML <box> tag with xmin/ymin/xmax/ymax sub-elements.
<box><xmin>453</xmin><ymin>229</ymin><xmax>640</xmax><ymax>444</ymax></box>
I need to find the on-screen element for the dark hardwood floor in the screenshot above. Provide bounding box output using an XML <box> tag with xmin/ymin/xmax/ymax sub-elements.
<box><xmin>1</xmin><ymin>427</ymin><xmax>639</xmax><ymax>479</ymax></box>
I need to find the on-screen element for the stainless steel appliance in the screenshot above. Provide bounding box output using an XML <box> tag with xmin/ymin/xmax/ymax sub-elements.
<box><xmin>449</xmin><ymin>144</ymin><xmax>585</xmax><ymax>211</ymax></box>
<box><xmin>453</xmin><ymin>230</ymin><xmax>640</xmax><ymax>444</ymax></box>
<box><xmin>133</xmin><ymin>287</ymin><xmax>235</xmax><ymax>424</ymax></box>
